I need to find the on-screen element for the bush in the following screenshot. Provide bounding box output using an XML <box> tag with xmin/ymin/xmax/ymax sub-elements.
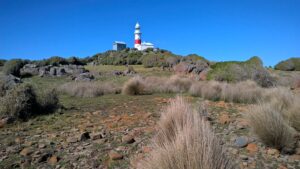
<box><xmin>247</xmin><ymin>101</ymin><xmax>296</xmax><ymax>152</ymax></box>
<box><xmin>0</xmin><ymin>59</ymin><xmax>6</xmax><ymax>66</ymax></box>
<box><xmin>207</xmin><ymin>56</ymin><xmax>275</xmax><ymax>87</ymax></box>
<box><xmin>122</xmin><ymin>76</ymin><xmax>145</xmax><ymax>95</ymax></box>
<box><xmin>0</xmin><ymin>84</ymin><xmax>37</xmax><ymax>120</ymax></box>
<box><xmin>67</xmin><ymin>56</ymin><xmax>85</xmax><ymax>65</ymax></box>
<box><xmin>59</xmin><ymin>82</ymin><xmax>121</xmax><ymax>97</ymax></box>
<box><xmin>3</xmin><ymin>59</ymin><xmax>26</xmax><ymax>76</ymax></box>
<box><xmin>36</xmin><ymin>89</ymin><xmax>59</xmax><ymax>113</ymax></box>
<box><xmin>0</xmin><ymin>84</ymin><xmax>59</xmax><ymax>121</ymax></box>
<box><xmin>47</xmin><ymin>56</ymin><xmax>68</xmax><ymax>66</ymax></box>
<box><xmin>275</xmin><ymin>58</ymin><xmax>300</xmax><ymax>71</ymax></box>
<box><xmin>139</xmin><ymin>97</ymin><xmax>234</xmax><ymax>169</ymax></box>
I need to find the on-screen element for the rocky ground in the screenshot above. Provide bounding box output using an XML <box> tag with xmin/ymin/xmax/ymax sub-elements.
<box><xmin>1</xmin><ymin>94</ymin><xmax>300</xmax><ymax>169</ymax></box>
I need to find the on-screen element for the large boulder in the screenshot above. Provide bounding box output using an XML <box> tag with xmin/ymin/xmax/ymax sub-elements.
<box><xmin>75</xmin><ymin>72</ymin><xmax>94</xmax><ymax>82</ymax></box>
<box><xmin>56</xmin><ymin>67</ymin><xmax>66</xmax><ymax>76</ymax></box>
<box><xmin>49</xmin><ymin>67</ymin><xmax>57</xmax><ymax>76</ymax></box>
<box><xmin>20</xmin><ymin>64</ymin><xmax>39</xmax><ymax>76</ymax></box>
<box><xmin>0</xmin><ymin>74</ymin><xmax>22</xmax><ymax>96</ymax></box>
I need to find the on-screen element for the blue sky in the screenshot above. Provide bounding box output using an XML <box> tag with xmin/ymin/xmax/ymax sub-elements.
<box><xmin>0</xmin><ymin>0</ymin><xmax>299</xmax><ymax>66</ymax></box>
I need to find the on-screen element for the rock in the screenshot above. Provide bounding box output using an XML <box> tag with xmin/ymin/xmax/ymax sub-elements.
<box><xmin>49</xmin><ymin>67</ymin><xmax>57</xmax><ymax>76</ymax></box>
<box><xmin>0</xmin><ymin>117</ymin><xmax>14</xmax><ymax>128</ymax></box>
<box><xmin>38</xmin><ymin>144</ymin><xmax>46</xmax><ymax>149</ymax></box>
<box><xmin>219</xmin><ymin>113</ymin><xmax>231</xmax><ymax>124</ymax></box>
<box><xmin>67</xmin><ymin>137</ymin><xmax>78</xmax><ymax>143</ymax></box>
<box><xmin>91</xmin><ymin>132</ymin><xmax>103</xmax><ymax>140</ymax></box>
<box><xmin>80</xmin><ymin>132</ymin><xmax>91</xmax><ymax>141</ymax></box>
<box><xmin>37</xmin><ymin>153</ymin><xmax>52</xmax><ymax>163</ymax></box>
<box><xmin>48</xmin><ymin>155</ymin><xmax>58</xmax><ymax>165</ymax></box>
<box><xmin>109</xmin><ymin>150</ymin><xmax>123</xmax><ymax>160</ymax></box>
<box><xmin>112</xmin><ymin>70</ymin><xmax>124</xmax><ymax>76</ymax></box>
<box><xmin>15</xmin><ymin>137</ymin><xmax>24</xmax><ymax>144</ymax></box>
<box><xmin>122</xmin><ymin>135</ymin><xmax>135</xmax><ymax>144</ymax></box>
<box><xmin>267</xmin><ymin>148</ymin><xmax>280</xmax><ymax>157</ymax></box>
<box><xmin>240</xmin><ymin>155</ymin><xmax>248</xmax><ymax>161</ymax></box>
<box><xmin>1</xmin><ymin>74</ymin><xmax>22</xmax><ymax>91</ymax></box>
<box><xmin>56</xmin><ymin>68</ymin><xmax>66</xmax><ymax>76</ymax></box>
<box><xmin>20</xmin><ymin>64</ymin><xmax>39</xmax><ymax>76</ymax></box>
<box><xmin>75</xmin><ymin>73</ymin><xmax>94</xmax><ymax>82</ymax></box>
<box><xmin>246</xmin><ymin>143</ymin><xmax>258</xmax><ymax>153</ymax></box>
<box><xmin>234</xmin><ymin>136</ymin><xmax>249</xmax><ymax>148</ymax></box>
<box><xmin>20</xmin><ymin>147</ymin><xmax>33</xmax><ymax>156</ymax></box>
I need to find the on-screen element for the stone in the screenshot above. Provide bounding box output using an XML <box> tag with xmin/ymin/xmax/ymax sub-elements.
<box><xmin>1</xmin><ymin>74</ymin><xmax>22</xmax><ymax>91</ymax></box>
<box><xmin>49</xmin><ymin>67</ymin><xmax>57</xmax><ymax>76</ymax></box>
<box><xmin>91</xmin><ymin>132</ymin><xmax>103</xmax><ymax>140</ymax></box>
<box><xmin>80</xmin><ymin>132</ymin><xmax>91</xmax><ymax>141</ymax></box>
<box><xmin>109</xmin><ymin>150</ymin><xmax>123</xmax><ymax>160</ymax></box>
<box><xmin>48</xmin><ymin>155</ymin><xmax>58</xmax><ymax>165</ymax></box>
<box><xmin>122</xmin><ymin>135</ymin><xmax>135</xmax><ymax>144</ymax></box>
<box><xmin>37</xmin><ymin>153</ymin><xmax>52</xmax><ymax>163</ymax></box>
<box><xmin>75</xmin><ymin>72</ymin><xmax>94</xmax><ymax>82</ymax></box>
<box><xmin>267</xmin><ymin>148</ymin><xmax>280</xmax><ymax>157</ymax></box>
<box><xmin>67</xmin><ymin>137</ymin><xmax>78</xmax><ymax>143</ymax></box>
<box><xmin>20</xmin><ymin>148</ymin><xmax>33</xmax><ymax>156</ymax></box>
<box><xmin>246</xmin><ymin>143</ymin><xmax>258</xmax><ymax>153</ymax></box>
<box><xmin>234</xmin><ymin>136</ymin><xmax>249</xmax><ymax>148</ymax></box>
<box><xmin>218</xmin><ymin>113</ymin><xmax>231</xmax><ymax>124</ymax></box>
<box><xmin>240</xmin><ymin>155</ymin><xmax>248</xmax><ymax>161</ymax></box>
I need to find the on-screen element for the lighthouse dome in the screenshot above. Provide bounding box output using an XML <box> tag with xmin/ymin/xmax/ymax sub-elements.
<box><xmin>135</xmin><ymin>22</ymin><xmax>140</xmax><ymax>29</ymax></box>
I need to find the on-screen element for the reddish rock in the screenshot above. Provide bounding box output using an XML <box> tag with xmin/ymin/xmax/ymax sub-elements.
<box><xmin>267</xmin><ymin>148</ymin><xmax>280</xmax><ymax>157</ymax></box>
<box><xmin>20</xmin><ymin>148</ymin><xmax>33</xmax><ymax>156</ymax></box>
<box><xmin>246</xmin><ymin>143</ymin><xmax>258</xmax><ymax>154</ymax></box>
<box><xmin>48</xmin><ymin>155</ymin><xmax>58</xmax><ymax>165</ymax></box>
<box><xmin>218</xmin><ymin>113</ymin><xmax>231</xmax><ymax>124</ymax></box>
<box><xmin>109</xmin><ymin>150</ymin><xmax>123</xmax><ymax>160</ymax></box>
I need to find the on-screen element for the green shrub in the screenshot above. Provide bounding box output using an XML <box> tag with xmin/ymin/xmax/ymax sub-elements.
<box><xmin>0</xmin><ymin>84</ymin><xmax>59</xmax><ymax>121</ymax></box>
<box><xmin>0</xmin><ymin>59</ymin><xmax>6</xmax><ymax>66</ymax></box>
<box><xmin>47</xmin><ymin>56</ymin><xmax>68</xmax><ymax>66</ymax></box>
<box><xmin>67</xmin><ymin>56</ymin><xmax>85</xmax><ymax>65</ymax></box>
<box><xmin>3</xmin><ymin>59</ymin><xmax>26</xmax><ymax>76</ymax></box>
<box><xmin>275</xmin><ymin>58</ymin><xmax>300</xmax><ymax>71</ymax></box>
<box><xmin>207</xmin><ymin>56</ymin><xmax>275</xmax><ymax>87</ymax></box>
<box><xmin>182</xmin><ymin>54</ymin><xmax>209</xmax><ymax>64</ymax></box>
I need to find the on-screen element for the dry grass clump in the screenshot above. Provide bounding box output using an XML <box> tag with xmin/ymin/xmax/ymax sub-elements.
<box><xmin>221</xmin><ymin>80</ymin><xmax>262</xmax><ymax>103</ymax></box>
<box><xmin>139</xmin><ymin>97</ymin><xmax>234</xmax><ymax>169</ymax></box>
<box><xmin>247</xmin><ymin>87</ymin><xmax>300</xmax><ymax>153</ymax></box>
<box><xmin>189</xmin><ymin>80</ymin><xmax>262</xmax><ymax>103</ymax></box>
<box><xmin>59</xmin><ymin>81</ymin><xmax>120</xmax><ymax>97</ymax></box>
<box><xmin>247</xmin><ymin>101</ymin><xmax>296</xmax><ymax>152</ymax></box>
<box><xmin>122</xmin><ymin>76</ymin><xmax>145</xmax><ymax>95</ymax></box>
<box><xmin>142</xmin><ymin>75</ymin><xmax>193</xmax><ymax>94</ymax></box>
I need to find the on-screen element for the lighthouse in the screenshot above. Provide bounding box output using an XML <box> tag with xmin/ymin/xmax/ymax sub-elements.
<box><xmin>134</xmin><ymin>22</ymin><xmax>142</xmax><ymax>50</ymax></box>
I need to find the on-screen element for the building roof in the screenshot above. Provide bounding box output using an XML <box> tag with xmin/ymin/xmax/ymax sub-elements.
<box><xmin>114</xmin><ymin>41</ymin><xmax>126</xmax><ymax>44</ymax></box>
<box><xmin>142</xmin><ymin>42</ymin><xmax>154</xmax><ymax>46</ymax></box>
<box><xmin>135</xmin><ymin>22</ymin><xmax>140</xmax><ymax>29</ymax></box>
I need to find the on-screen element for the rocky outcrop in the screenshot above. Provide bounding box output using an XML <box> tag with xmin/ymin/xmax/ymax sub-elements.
<box><xmin>19</xmin><ymin>64</ymin><xmax>89</xmax><ymax>77</ymax></box>
<box><xmin>173</xmin><ymin>61</ymin><xmax>209</xmax><ymax>78</ymax></box>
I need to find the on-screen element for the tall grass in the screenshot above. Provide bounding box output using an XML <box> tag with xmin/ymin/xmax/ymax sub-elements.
<box><xmin>59</xmin><ymin>81</ymin><xmax>121</xmax><ymax>97</ymax></box>
<box><xmin>139</xmin><ymin>97</ymin><xmax>234</xmax><ymax>169</ymax></box>
<box><xmin>189</xmin><ymin>80</ymin><xmax>262</xmax><ymax>103</ymax></box>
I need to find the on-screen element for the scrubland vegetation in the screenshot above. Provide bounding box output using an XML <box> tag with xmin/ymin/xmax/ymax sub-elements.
<box><xmin>1</xmin><ymin>52</ymin><xmax>300</xmax><ymax>168</ymax></box>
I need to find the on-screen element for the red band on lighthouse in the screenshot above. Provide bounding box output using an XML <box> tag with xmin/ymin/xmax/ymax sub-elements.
<box><xmin>135</xmin><ymin>39</ymin><xmax>141</xmax><ymax>44</ymax></box>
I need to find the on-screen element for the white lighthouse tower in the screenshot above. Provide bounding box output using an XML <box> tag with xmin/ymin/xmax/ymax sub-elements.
<box><xmin>134</xmin><ymin>22</ymin><xmax>142</xmax><ymax>50</ymax></box>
